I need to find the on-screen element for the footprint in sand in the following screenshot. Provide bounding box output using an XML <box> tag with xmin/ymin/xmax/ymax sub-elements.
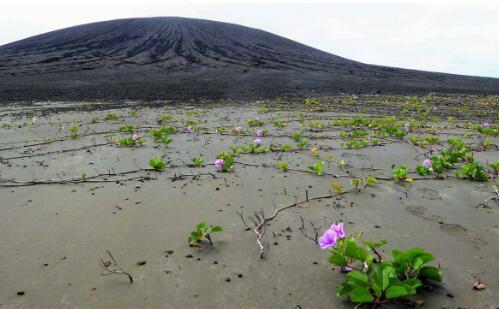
<box><xmin>440</xmin><ymin>223</ymin><xmax>487</xmax><ymax>248</ymax></box>
<box><xmin>405</xmin><ymin>205</ymin><xmax>487</xmax><ymax>248</ymax></box>
<box><xmin>405</xmin><ymin>205</ymin><xmax>442</xmax><ymax>222</ymax></box>
<box><xmin>417</xmin><ymin>188</ymin><xmax>442</xmax><ymax>200</ymax></box>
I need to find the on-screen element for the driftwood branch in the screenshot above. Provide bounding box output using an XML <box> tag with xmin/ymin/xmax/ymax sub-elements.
<box><xmin>99</xmin><ymin>250</ymin><xmax>133</xmax><ymax>283</ymax></box>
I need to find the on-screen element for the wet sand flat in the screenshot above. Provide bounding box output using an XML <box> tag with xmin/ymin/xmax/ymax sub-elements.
<box><xmin>0</xmin><ymin>95</ymin><xmax>498</xmax><ymax>308</ymax></box>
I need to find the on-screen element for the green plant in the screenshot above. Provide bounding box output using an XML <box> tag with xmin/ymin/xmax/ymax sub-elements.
<box><xmin>216</xmin><ymin>152</ymin><xmax>235</xmax><ymax>173</ymax></box>
<box><xmin>291</xmin><ymin>132</ymin><xmax>305</xmax><ymax>142</ymax></box>
<box><xmin>104</xmin><ymin>113</ymin><xmax>119</xmax><ymax>120</ymax></box>
<box><xmin>330</xmin><ymin>233</ymin><xmax>442</xmax><ymax>306</ymax></box>
<box><xmin>296</xmin><ymin>140</ymin><xmax>309</xmax><ymax>149</ymax></box>
<box><xmin>149</xmin><ymin>127</ymin><xmax>176</xmax><ymax>142</ymax></box>
<box><xmin>277</xmin><ymin>161</ymin><xmax>288</xmax><ymax>172</ymax></box>
<box><xmin>192</xmin><ymin>157</ymin><xmax>205</xmax><ymax>166</ymax></box>
<box><xmin>149</xmin><ymin>157</ymin><xmax>166</xmax><ymax>170</ymax></box>
<box><xmin>69</xmin><ymin>125</ymin><xmax>78</xmax><ymax>139</ymax></box>
<box><xmin>247</xmin><ymin>118</ymin><xmax>265</xmax><ymax>127</ymax></box>
<box><xmin>119</xmin><ymin>125</ymin><xmax>135</xmax><ymax>133</ymax></box>
<box><xmin>308</xmin><ymin>161</ymin><xmax>325</xmax><ymax>176</ymax></box>
<box><xmin>415</xmin><ymin>165</ymin><xmax>431</xmax><ymax>176</ymax></box>
<box><xmin>188</xmin><ymin>222</ymin><xmax>223</xmax><ymax>246</ymax></box>
<box><xmin>490</xmin><ymin>162</ymin><xmax>499</xmax><ymax>174</ymax></box>
<box><xmin>304</xmin><ymin>98</ymin><xmax>320</xmax><ymax>105</ymax></box>
<box><xmin>118</xmin><ymin>136</ymin><xmax>146</xmax><ymax>146</ymax></box>
<box><xmin>158</xmin><ymin>114</ymin><xmax>173</xmax><ymax>124</ymax></box>
<box><xmin>331</xmin><ymin>182</ymin><xmax>344</xmax><ymax>193</ymax></box>
<box><xmin>461</xmin><ymin>162</ymin><xmax>489</xmax><ymax>181</ymax></box>
<box><xmin>392</xmin><ymin>165</ymin><xmax>412</xmax><ymax>182</ymax></box>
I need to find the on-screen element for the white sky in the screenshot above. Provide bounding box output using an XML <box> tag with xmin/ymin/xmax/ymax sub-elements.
<box><xmin>1</xmin><ymin>0</ymin><xmax>499</xmax><ymax>78</ymax></box>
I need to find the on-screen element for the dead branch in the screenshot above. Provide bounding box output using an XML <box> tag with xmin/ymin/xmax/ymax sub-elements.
<box><xmin>99</xmin><ymin>250</ymin><xmax>133</xmax><ymax>283</ymax></box>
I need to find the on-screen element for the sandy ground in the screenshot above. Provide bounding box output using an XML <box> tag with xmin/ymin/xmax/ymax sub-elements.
<box><xmin>0</xmin><ymin>96</ymin><xmax>498</xmax><ymax>308</ymax></box>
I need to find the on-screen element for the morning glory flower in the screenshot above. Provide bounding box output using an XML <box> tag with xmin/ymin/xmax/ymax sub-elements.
<box><xmin>253</xmin><ymin>138</ymin><xmax>262</xmax><ymax>145</ymax></box>
<box><xmin>256</xmin><ymin>129</ymin><xmax>264</xmax><ymax>137</ymax></box>
<box><xmin>404</xmin><ymin>122</ymin><xmax>410</xmax><ymax>131</ymax></box>
<box><xmin>214</xmin><ymin>159</ymin><xmax>224</xmax><ymax>171</ymax></box>
<box><xmin>235</xmin><ymin>126</ymin><xmax>242</xmax><ymax>133</ymax></box>
<box><xmin>483</xmin><ymin>122</ymin><xmax>490</xmax><ymax>127</ymax></box>
<box><xmin>186</xmin><ymin>126</ymin><xmax>194</xmax><ymax>133</ymax></box>
<box><xmin>132</xmin><ymin>133</ymin><xmax>138</xmax><ymax>140</ymax></box>
<box><xmin>330</xmin><ymin>223</ymin><xmax>346</xmax><ymax>239</ymax></box>
<box><xmin>318</xmin><ymin>229</ymin><xmax>338</xmax><ymax>250</ymax></box>
<box><xmin>423</xmin><ymin>159</ymin><xmax>431</xmax><ymax>168</ymax></box>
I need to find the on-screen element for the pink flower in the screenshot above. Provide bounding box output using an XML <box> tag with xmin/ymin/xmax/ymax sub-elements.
<box><xmin>214</xmin><ymin>159</ymin><xmax>224</xmax><ymax>171</ymax></box>
<box><xmin>253</xmin><ymin>138</ymin><xmax>262</xmax><ymax>145</ymax></box>
<box><xmin>318</xmin><ymin>223</ymin><xmax>346</xmax><ymax>250</ymax></box>
<box><xmin>235</xmin><ymin>126</ymin><xmax>242</xmax><ymax>133</ymax></box>
<box><xmin>132</xmin><ymin>133</ymin><xmax>138</xmax><ymax>140</ymax></box>
<box><xmin>319</xmin><ymin>229</ymin><xmax>338</xmax><ymax>250</ymax></box>
<box><xmin>256</xmin><ymin>130</ymin><xmax>264</xmax><ymax>137</ymax></box>
<box><xmin>330</xmin><ymin>223</ymin><xmax>346</xmax><ymax>239</ymax></box>
<box><xmin>186</xmin><ymin>126</ymin><xmax>194</xmax><ymax>133</ymax></box>
<box><xmin>423</xmin><ymin>159</ymin><xmax>431</xmax><ymax>168</ymax></box>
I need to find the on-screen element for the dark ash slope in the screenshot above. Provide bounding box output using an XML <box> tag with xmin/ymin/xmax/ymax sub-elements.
<box><xmin>1</xmin><ymin>17</ymin><xmax>498</xmax><ymax>101</ymax></box>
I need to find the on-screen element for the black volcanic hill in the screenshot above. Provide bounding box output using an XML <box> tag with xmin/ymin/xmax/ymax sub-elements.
<box><xmin>1</xmin><ymin>17</ymin><xmax>499</xmax><ymax>101</ymax></box>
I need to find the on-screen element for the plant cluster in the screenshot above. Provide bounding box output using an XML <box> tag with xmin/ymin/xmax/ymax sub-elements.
<box><xmin>247</xmin><ymin>117</ymin><xmax>265</xmax><ymax>127</ymax></box>
<box><xmin>118</xmin><ymin>135</ymin><xmax>146</xmax><ymax>146</ymax></box>
<box><xmin>69</xmin><ymin>125</ymin><xmax>78</xmax><ymax>139</ymax></box>
<box><xmin>149</xmin><ymin>157</ymin><xmax>166</xmax><ymax>170</ymax></box>
<box><xmin>309</xmin><ymin>160</ymin><xmax>325</xmax><ymax>176</ymax></box>
<box><xmin>149</xmin><ymin>127</ymin><xmax>176</xmax><ymax>144</ymax></box>
<box><xmin>321</xmin><ymin>225</ymin><xmax>442</xmax><ymax>306</ymax></box>
<box><xmin>104</xmin><ymin>113</ymin><xmax>119</xmax><ymax>120</ymax></box>
<box><xmin>188</xmin><ymin>222</ymin><xmax>223</xmax><ymax>246</ymax></box>
<box><xmin>215</xmin><ymin>152</ymin><xmax>235</xmax><ymax>173</ymax></box>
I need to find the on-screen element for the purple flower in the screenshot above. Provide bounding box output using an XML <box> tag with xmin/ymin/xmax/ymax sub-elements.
<box><xmin>404</xmin><ymin>122</ymin><xmax>410</xmax><ymax>131</ymax></box>
<box><xmin>256</xmin><ymin>129</ymin><xmax>264</xmax><ymax>137</ymax></box>
<box><xmin>235</xmin><ymin>126</ymin><xmax>242</xmax><ymax>133</ymax></box>
<box><xmin>483</xmin><ymin>122</ymin><xmax>490</xmax><ymax>127</ymax></box>
<box><xmin>318</xmin><ymin>222</ymin><xmax>346</xmax><ymax>250</ymax></box>
<box><xmin>186</xmin><ymin>126</ymin><xmax>194</xmax><ymax>133</ymax></box>
<box><xmin>132</xmin><ymin>133</ymin><xmax>138</xmax><ymax>140</ymax></box>
<box><xmin>423</xmin><ymin>159</ymin><xmax>431</xmax><ymax>168</ymax></box>
<box><xmin>340</xmin><ymin>266</ymin><xmax>353</xmax><ymax>273</ymax></box>
<box><xmin>254</xmin><ymin>116</ymin><xmax>260</xmax><ymax>121</ymax></box>
<box><xmin>319</xmin><ymin>229</ymin><xmax>338</xmax><ymax>250</ymax></box>
<box><xmin>214</xmin><ymin>159</ymin><xmax>224</xmax><ymax>171</ymax></box>
<box><xmin>330</xmin><ymin>223</ymin><xmax>346</xmax><ymax>239</ymax></box>
<box><xmin>253</xmin><ymin>138</ymin><xmax>262</xmax><ymax>145</ymax></box>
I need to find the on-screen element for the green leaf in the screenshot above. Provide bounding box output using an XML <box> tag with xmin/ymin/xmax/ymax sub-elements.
<box><xmin>372</xmin><ymin>263</ymin><xmax>395</xmax><ymax>291</ymax></box>
<box><xmin>329</xmin><ymin>251</ymin><xmax>348</xmax><ymax>267</ymax></box>
<box><xmin>344</xmin><ymin>240</ymin><xmax>369</xmax><ymax>262</ymax></box>
<box><xmin>420</xmin><ymin>266</ymin><xmax>442</xmax><ymax>282</ymax></box>
<box><xmin>411</xmin><ymin>257</ymin><xmax>424</xmax><ymax>271</ymax></box>
<box><xmin>196</xmin><ymin>222</ymin><xmax>206</xmax><ymax>230</ymax></box>
<box><xmin>386</xmin><ymin>286</ymin><xmax>410</xmax><ymax>299</ymax></box>
<box><xmin>347</xmin><ymin>271</ymin><xmax>369</xmax><ymax>287</ymax></box>
<box><xmin>336</xmin><ymin>283</ymin><xmax>354</xmax><ymax>296</ymax></box>
<box><xmin>211</xmin><ymin>225</ymin><xmax>223</xmax><ymax>232</ymax></box>
<box><xmin>372</xmin><ymin>283</ymin><xmax>382</xmax><ymax>299</ymax></box>
<box><xmin>404</xmin><ymin>278</ymin><xmax>422</xmax><ymax>289</ymax></box>
<box><xmin>349</xmin><ymin>287</ymin><xmax>374</xmax><ymax>303</ymax></box>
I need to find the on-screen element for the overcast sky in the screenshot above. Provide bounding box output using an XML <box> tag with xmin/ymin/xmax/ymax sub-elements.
<box><xmin>1</xmin><ymin>1</ymin><xmax>498</xmax><ymax>78</ymax></box>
